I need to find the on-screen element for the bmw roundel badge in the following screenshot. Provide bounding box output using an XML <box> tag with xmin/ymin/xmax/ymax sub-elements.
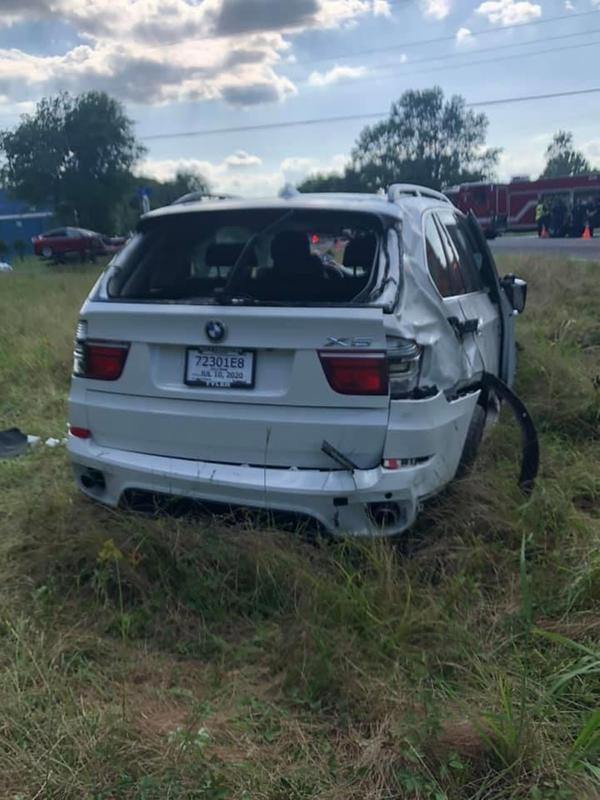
<box><xmin>206</xmin><ymin>320</ymin><xmax>226</xmax><ymax>342</ymax></box>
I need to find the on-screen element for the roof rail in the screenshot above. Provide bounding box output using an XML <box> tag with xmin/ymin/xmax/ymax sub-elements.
<box><xmin>172</xmin><ymin>192</ymin><xmax>238</xmax><ymax>205</ymax></box>
<box><xmin>387</xmin><ymin>184</ymin><xmax>451</xmax><ymax>205</ymax></box>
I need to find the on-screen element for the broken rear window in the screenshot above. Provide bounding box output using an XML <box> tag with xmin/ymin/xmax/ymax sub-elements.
<box><xmin>107</xmin><ymin>209</ymin><xmax>384</xmax><ymax>305</ymax></box>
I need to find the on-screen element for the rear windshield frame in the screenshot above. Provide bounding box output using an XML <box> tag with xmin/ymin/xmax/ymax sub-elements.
<box><xmin>102</xmin><ymin>207</ymin><xmax>399</xmax><ymax>309</ymax></box>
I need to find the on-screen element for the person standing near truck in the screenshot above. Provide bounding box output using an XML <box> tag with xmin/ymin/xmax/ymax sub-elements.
<box><xmin>571</xmin><ymin>201</ymin><xmax>585</xmax><ymax>238</ymax></box>
<box><xmin>535</xmin><ymin>199</ymin><xmax>546</xmax><ymax>236</ymax></box>
<box><xmin>550</xmin><ymin>198</ymin><xmax>567</xmax><ymax>237</ymax></box>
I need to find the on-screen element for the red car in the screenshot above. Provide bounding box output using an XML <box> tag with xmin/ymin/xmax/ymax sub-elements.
<box><xmin>33</xmin><ymin>227</ymin><xmax>125</xmax><ymax>262</ymax></box>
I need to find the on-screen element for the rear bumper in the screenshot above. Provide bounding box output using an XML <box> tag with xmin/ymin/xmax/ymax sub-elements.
<box><xmin>68</xmin><ymin>389</ymin><xmax>480</xmax><ymax>537</ymax></box>
<box><xmin>69</xmin><ymin>438</ymin><xmax>444</xmax><ymax>537</ymax></box>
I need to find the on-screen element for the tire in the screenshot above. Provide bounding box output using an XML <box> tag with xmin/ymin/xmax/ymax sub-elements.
<box><xmin>41</xmin><ymin>246</ymin><xmax>53</xmax><ymax>259</ymax></box>
<box><xmin>456</xmin><ymin>402</ymin><xmax>487</xmax><ymax>477</ymax></box>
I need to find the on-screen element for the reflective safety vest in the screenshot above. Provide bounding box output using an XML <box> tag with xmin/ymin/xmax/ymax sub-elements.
<box><xmin>535</xmin><ymin>203</ymin><xmax>545</xmax><ymax>222</ymax></box>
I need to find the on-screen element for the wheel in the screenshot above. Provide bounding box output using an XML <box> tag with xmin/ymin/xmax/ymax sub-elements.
<box><xmin>41</xmin><ymin>246</ymin><xmax>53</xmax><ymax>259</ymax></box>
<box><xmin>456</xmin><ymin>403</ymin><xmax>487</xmax><ymax>477</ymax></box>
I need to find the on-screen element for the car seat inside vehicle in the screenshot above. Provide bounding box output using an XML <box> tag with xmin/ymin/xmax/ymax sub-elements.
<box><xmin>343</xmin><ymin>232</ymin><xmax>377</xmax><ymax>277</ymax></box>
<box><xmin>271</xmin><ymin>230</ymin><xmax>324</xmax><ymax>278</ymax></box>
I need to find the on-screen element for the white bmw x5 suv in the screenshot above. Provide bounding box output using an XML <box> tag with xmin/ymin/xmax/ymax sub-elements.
<box><xmin>67</xmin><ymin>184</ymin><xmax>528</xmax><ymax>536</ymax></box>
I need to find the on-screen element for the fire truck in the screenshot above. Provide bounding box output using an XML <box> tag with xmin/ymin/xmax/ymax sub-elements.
<box><xmin>445</xmin><ymin>174</ymin><xmax>600</xmax><ymax>238</ymax></box>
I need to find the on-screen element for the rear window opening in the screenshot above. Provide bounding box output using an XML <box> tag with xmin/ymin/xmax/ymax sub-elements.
<box><xmin>107</xmin><ymin>209</ymin><xmax>386</xmax><ymax>305</ymax></box>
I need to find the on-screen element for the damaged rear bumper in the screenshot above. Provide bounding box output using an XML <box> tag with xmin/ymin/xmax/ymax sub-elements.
<box><xmin>68</xmin><ymin>390</ymin><xmax>480</xmax><ymax>537</ymax></box>
<box><xmin>69</xmin><ymin>438</ymin><xmax>433</xmax><ymax>536</ymax></box>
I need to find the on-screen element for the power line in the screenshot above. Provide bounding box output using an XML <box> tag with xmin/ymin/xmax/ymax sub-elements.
<box><xmin>329</xmin><ymin>26</ymin><xmax>600</xmax><ymax>74</ymax></box>
<box><xmin>289</xmin><ymin>8</ymin><xmax>600</xmax><ymax>67</ymax></box>
<box><xmin>306</xmin><ymin>9</ymin><xmax>600</xmax><ymax>64</ymax></box>
<box><xmin>468</xmin><ymin>87</ymin><xmax>600</xmax><ymax>108</ymax></box>
<box><xmin>127</xmin><ymin>9</ymin><xmax>598</xmax><ymax>65</ymax></box>
<box><xmin>303</xmin><ymin>36</ymin><xmax>600</xmax><ymax>89</ymax></box>
<box><xmin>140</xmin><ymin>87</ymin><xmax>600</xmax><ymax>141</ymax></box>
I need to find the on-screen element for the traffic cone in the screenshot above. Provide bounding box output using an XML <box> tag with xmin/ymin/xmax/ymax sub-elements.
<box><xmin>541</xmin><ymin>225</ymin><xmax>549</xmax><ymax>238</ymax></box>
<box><xmin>582</xmin><ymin>224</ymin><xmax>592</xmax><ymax>240</ymax></box>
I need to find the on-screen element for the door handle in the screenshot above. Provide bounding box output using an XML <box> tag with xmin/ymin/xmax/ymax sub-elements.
<box><xmin>447</xmin><ymin>316</ymin><xmax>480</xmax><ymax>338</ymax></box>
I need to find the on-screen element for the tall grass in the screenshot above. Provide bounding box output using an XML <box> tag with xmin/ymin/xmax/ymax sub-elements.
<box><xmin>0</xmin><ymin>255</ymin><xmax>599</xmax><ymax>798</ymax></box>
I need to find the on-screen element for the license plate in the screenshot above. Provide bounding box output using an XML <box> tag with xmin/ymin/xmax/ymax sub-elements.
<box><xmin>185</xmin><ymin>348</ymin><xmax>255</xmax><ymax>389</ymax></box>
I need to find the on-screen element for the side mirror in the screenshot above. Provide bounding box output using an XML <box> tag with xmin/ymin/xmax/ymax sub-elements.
<box><xmin>501</xmin><ymin>274</ymin><xmax>528</xmax><ymax>314</ymax></box>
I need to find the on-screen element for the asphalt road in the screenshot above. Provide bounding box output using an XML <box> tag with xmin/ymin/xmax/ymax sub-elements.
<box><xmin>489</xmin><ymin>234</ymin><xmax>600</xmax><ymax>260</ymax></box>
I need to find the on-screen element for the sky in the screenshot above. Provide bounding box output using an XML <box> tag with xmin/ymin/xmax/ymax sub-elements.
<box><xmin>0</xmin><ymin>0</ymin><xmax>598</xmax><ymax>196</ymax></box>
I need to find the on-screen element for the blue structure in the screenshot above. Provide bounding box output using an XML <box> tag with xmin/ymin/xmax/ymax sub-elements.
<box><xmin>0</xmin><ymin>191</ymin><xmax>53</xmax><ymax>256</ymax></box>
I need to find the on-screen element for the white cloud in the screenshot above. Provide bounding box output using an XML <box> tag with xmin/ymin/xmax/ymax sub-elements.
<box><xmin>23</xmin><ymin>0</ymin><xmax>381</xmax><ymax>40</ymax></box>
<box><xmin>456</xmin><ymin>26</ymin><xmax>474</xmax><ymax>44</ymax></box>
<box><xmin>373</xmin><ymin>0</ymin><xmax>392</xmax><ymax>15</ymax></box>
<box><xmin>0</xmin><ymin>0</ymin><xmax>386</xmax><ymax>108</ymax></box>
<box><xmin>421</xmin><ymin>0</ymin><xmax>451</xmax><ymax>20</ymax></box>
<box><xmin>308</xmin><ymin>64</ymin><xmax>368</xmax><ymax>86</ymax></box>
<box><xmin>281</xmin><ymin>153</ymin><xmax>348</xmax><ymax>180</ymax></box>
<box><xmin>475</xmin><ymin>0</ymin><xmax>541</xmax><ymax>26</ymax></box>
<box><xmin>496</xmin><ymin>134</ymin><xmax>549</xmax><ymax>182</ymax></box>
<box><xmin>564</xmin><ymin>0</ymin><xmax>575</xmax><ymax>9</ymax></box>
<box><xmin>136</xmin><ymin>152</ymin><xmax>350</xmax><ymax>197</ymax></box>
<box><xmin>582</xmin><ymin>139</ymin><xmax>600</xmax><ymax>164</ymax></box>
<box><xmin>225</xmin><ymin>150</ymin><xmax>263</xmax><ymax>168</ymax></box>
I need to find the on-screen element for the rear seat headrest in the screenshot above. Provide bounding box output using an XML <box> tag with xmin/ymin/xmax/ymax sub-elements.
<box><xmin>205</xmin><ymin>242</ymin><xmax>256</xmax><ymax>267</ymax></box>
<box><xmin>343</xmin><ymin>233</ymin><xmax>377</xmax><ymax>268</ymax></box>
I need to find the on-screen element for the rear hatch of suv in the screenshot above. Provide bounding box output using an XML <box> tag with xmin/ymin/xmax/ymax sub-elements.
<box><xmin>75</xmin><ymin>205</ymin><xmax>400</xmax><ymax>471</ymax></box>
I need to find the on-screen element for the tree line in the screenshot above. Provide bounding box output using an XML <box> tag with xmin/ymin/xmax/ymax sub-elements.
<box><xmin>0</xmin><ymin>91</ymin><xmax>208</xmax><ymax>234</ymax></box>
<box><xmin>0</xmin><ymin>88</ymin><xmax>593</xmax><ymax>233</ymax></box>
<box><xmin>299</xmin><ymin>89</ymin><xmax>595</xmax><ymax>193</ymax></box>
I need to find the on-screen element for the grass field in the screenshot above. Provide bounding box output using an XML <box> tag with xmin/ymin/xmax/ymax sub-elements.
<box><xmin>0</xmin><ymin>255</ymin><xmax>599</xmax><ymax>799</ymax></box>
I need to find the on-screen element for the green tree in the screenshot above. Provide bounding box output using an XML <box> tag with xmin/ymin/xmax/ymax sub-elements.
<box><xmin>166</xmin><ymin>170</ymin><xmax>211</xmax><ymax>202</ymax></box>
<box><xmin>542</xmin><ymin>130</ymin><xmax>591</xmax><ymax>178</ymax></box>
<box><xmin>299</xmin><ymin>167</ymin><xmax>366</xmax><ymax>193</ymax></box>
<box><xmin>0</xmin><ymin>91</ymin><xmax>146</xmax><ymax>232</ymax></box>
<box><xmin>299</xmin><ymin>87</ymin><xmax>498</xmax><ymax>193</ymax></box>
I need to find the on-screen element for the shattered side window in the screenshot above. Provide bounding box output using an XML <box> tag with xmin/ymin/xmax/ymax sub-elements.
<box><xmin>437</xmin><ymin>209</ymin><xmax>484</xmax><ymax>294</ymax></box>
<box><xmin>424</xmin><ymin>214</ymin><xmax>453</xmax><ymax>298</ymax></box>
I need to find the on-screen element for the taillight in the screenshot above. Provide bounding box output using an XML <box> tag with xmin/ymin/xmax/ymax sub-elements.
<box><xmin>69</xmin><ymin>426</ymin><xmax>91</xmax><ymax>439</ymax></box>
<box><xmin>318</xmin><ymin>351</ymin><xmax>388</xmax><ymax>395</ymax></box>
<box><xmin>387</xmin><ymin>338</ymin><xmax>422</xmax><ymax>399</ymax></box>
<box><xmin>73</xmin><ymin>326</ymin><xmax>129</xmax><ymax>381</ymax></box>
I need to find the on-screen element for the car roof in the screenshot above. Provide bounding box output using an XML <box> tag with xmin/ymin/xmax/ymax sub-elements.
<box><xmin>144</xmin><ymin>184</ymin><xmax>453</xmax><ymax>224</ymax></box>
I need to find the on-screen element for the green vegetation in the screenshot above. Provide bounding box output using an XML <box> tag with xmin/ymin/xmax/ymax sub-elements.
<box><xmin>0</xmin><ymin>256</ymin><xmax>599</xmax><ymax>799</ymax></box>
<box><xmin>300</xmin><ymin>87</ymin><xmax>498</xmax><ymax>194</ymax></box>
<box><xmin>542</xmin><ymin>131</ymin><xmax>593</xmax><ymax>180</ymax></box>
<box><xmin>0</xmin><ymin>90</ymin><xmax>211</xmax><ymax>234</ymax></box>
<box><xmin>0</xmin><ymin>91</ymin><xmax>144</xmax><ymax>233</ymax></box>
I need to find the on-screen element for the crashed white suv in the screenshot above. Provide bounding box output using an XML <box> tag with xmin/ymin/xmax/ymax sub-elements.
<box><xmin>67</xmin><ymin>184</ymin><xmax>528</xmax><ymax>536</ymax></box>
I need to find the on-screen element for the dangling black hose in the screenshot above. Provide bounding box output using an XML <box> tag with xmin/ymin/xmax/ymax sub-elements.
<box><xmin>481</xmin><ymin>373</ymin><xmax>540</xmax><ymax>495</ymax></box>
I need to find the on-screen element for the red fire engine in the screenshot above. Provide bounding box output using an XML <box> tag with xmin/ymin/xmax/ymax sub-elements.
<box><xmin>445</xmin><ymin>174</ymin><xmax>600</xmax><ymax>237</ymax></box>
